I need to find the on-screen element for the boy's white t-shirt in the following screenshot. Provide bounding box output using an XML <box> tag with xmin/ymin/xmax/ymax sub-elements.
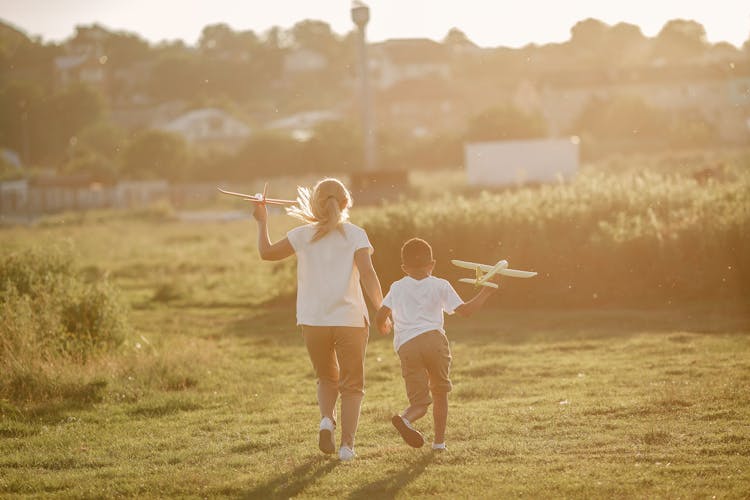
<box><xmin>287</xmin><ymin>222</ymin><xmax>373</xmax><ymax>327</ymax></box>
<box><xmin>382</xmin><ymin>275</ymin><xmax>464</xmax><ymax>352</ymax></box>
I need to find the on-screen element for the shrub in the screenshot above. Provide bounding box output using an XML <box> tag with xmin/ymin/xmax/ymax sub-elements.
<box><xmin>357</xmin><ymin>167</ymin><xmax>750</xmax><ymax>307</ymax></box>
<box><xmin>0</xmin><ymin>248</ymin><xmax>130</xmax><ymax>401</ymax></box>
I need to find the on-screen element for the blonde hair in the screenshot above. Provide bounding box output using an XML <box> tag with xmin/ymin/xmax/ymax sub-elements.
<box><xmin>286</xmin><ymin>178</ymin><xmax>353</xmax><ymax>241</ymax></box>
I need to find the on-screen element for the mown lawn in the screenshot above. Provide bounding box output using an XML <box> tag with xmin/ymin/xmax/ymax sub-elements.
<box><xmin>1</xmin><ymin>298</ymin><xmax>748</xmax><ymax>498</ymax></box>
<box><xmin>1</xmin><ymin>208</ymin><xmax>749</xmax><ymax>498</ymax></box>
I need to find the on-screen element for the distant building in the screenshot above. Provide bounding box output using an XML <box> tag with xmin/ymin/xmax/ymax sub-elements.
<box><xmin>465</xmin><ymin>138</ymin><xmax>579</xmax><ymax>187</ymax></box>
<box><xmin>53</xmin><ymin>24</ymin><xmax>111</xmax><ymax>96</ymax></box>
<box><xmin>369</xmin><ymin>38</ymin><xmax>450</xmax><ymax>90</ymax></box>
<box><xmin>377</xmin><ymin>78</ymin><xmax>458</xmax><ymax>135</ymax></box>
<box><xmin>158</xmin><ymin>108</ymin><xmax>251</xmax><ymax>150</ymax></box>
<box><xmin>534</xmin><ymin>65</ymin><xmax>750</xmax><ymax>142</ymax></box>
<box><xmin>266</xmin><ymin>110</ymin><xmax>342</xmax><ymax>141</ymax></box>
<box><xmin>284</xmin><ymin>48</ymin><xmax>328</xmax><ymax>75</ymax></box>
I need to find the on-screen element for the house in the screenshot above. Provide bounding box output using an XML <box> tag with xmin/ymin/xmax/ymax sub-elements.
<box><xmin>266</xmin><ymin>110</ymin><xmax>342</xmax><ymax>141</ymax></box>
<box><xmin>0</xmin><ymin>179</ymin><xmax>28</xmax><ymax>214</ymax></box>
<box><xmin>369</xmin><ymin>38</ymin><xmax>450</xmax><ymax>90</ymax></box>
<box><xmin>159</xmin><ymin>108</ymin><xmax>251</xmax><ymax>150</ymax></box>
<box><xmin>54</xmin><ymin>54</ymin><xmax>109</xmax><ymax>95</ymax></box>
<box><xmin>535</xmin><ymin>65</ymin><xmax>750</xmax><ymax>141</ymax></box>
<box><xmin>284</xmin><ymin>48</ymin><xmax>328</xmax><ymax>75</ymax></box>
<box><xmin>53</xmin><ymin>24</ymin><xmax>110</xmax><ymax>96</ymax></box>
<box><xmin>377</xmin><ymin>77</ymin><xmax>459</xmax><ymax>135</ymax></box>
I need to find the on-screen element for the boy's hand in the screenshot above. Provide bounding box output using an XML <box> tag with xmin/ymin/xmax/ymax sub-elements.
<box><xmin>378</xmin><ymin>317</ymin><xmax>392</xmax><ymax>335</ymax></box>
<box><xmin>251</xmin><ymin>202</ymin><xmax>268</xmax><ymax>222</ymax></box>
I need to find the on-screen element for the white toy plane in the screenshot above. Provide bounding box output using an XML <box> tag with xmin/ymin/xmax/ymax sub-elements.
<box><xmin>451</xmin><ymin>259</ymin><xmax>537</xmax><ymax>288</ymax></box>
<box><xmin>217</xmin><ymin>182</ymin><xmax>297</xmax><ymax>206</ymax></box>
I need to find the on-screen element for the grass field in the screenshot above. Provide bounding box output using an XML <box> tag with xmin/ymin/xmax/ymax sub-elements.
<box><xmin>1</xmin><ymin>209</ymin><xmax>749</xmax><ymax>498</ymax></box>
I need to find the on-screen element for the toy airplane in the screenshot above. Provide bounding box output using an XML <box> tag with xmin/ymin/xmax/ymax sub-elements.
<box><xmin>217</xmin><ymin>183</ymin><xmax>297</xmax><ymax>206</ymax></box>
<box><xmin>452</xmin><ymin>259</ymin><xmax>537</xmax><ymax>288</ymax></box>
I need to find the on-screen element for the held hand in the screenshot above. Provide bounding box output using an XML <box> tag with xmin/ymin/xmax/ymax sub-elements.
<box><xmin>251</xmin><ymin>202</ymin><xmax>268</xmax><ymax>222</ymax></box>
<box><xmin>378</xmin><ymin>317</ymin><xmax>393</xmax><ymax>335</ymax></box>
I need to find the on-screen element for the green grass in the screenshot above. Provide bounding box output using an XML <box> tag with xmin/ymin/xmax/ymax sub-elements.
<box><xmin>0</xmin><ymin>302</ymin><xmax>748</xmax><ymax>498</ymax></box>
<box><xmin>1</xmin><ymin>160</ymin><xmax>749</xmax><ymax>497</ymax></box>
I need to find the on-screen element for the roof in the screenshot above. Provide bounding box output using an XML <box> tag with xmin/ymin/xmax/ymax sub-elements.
<box><xmin>379</xmin><ymin>77</ymin><xmax>457</xmax><ymax>102</ymax></box>
<box><xmin>372</xmin><ymin>38</ymin><xmax>448</xmax><ymax>65</ymax></box>
<box><xmin>162</xmin><ymin>108</ymin><xmax>251</xmax><ymax>135</ymax></box>
<box><xmin>54</xmin><ymin>54</ymin><xmax>88</xmax><ymax>71</ymax></box>
<box><xmin>266</xmin><ymin>110</ymin><xmax>342</xmax><ymax>130</ymax></box>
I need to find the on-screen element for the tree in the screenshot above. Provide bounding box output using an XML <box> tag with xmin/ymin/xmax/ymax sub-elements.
<box><xmin>570</xmin><ymin>18</ymin><xmax>609</xmax><ymax>48</ymax></box>
<box><xmin>443</xmin><ymin>28</ymin><xmax>474</xmax><ymax>48</ymax></box>
<box><xmin>198</xmin><ymin>23</ymin><xmax>260</xmax><ymax>58</ymax></box>
<box><xmin>572</xmin><ymin>95</ymin><xmax>668</xmax><ymax>142</ymax></box>
<box><xmin>0</xmin><ymin>81</ymin><xmax>43</xmax><ymax>163</ymax></box>
<box><xmin>122</xmin><ymin>130</ymin><xmax>189</xmax><ymax>180</ymax></box>
<box><xmin>232</xmin><ymin>131</ymin><xmax>301</xmax><ymax>179</ymax></box>
<box><xmin>290</xmin><ymin>20</ymin><xmax>339</xmax><ymax>55</ymax></box>
<box><xmin>466</xmin><ymin>105</ymin><xmax>547</xmax><ymax>142</ymax></box>
<box><xmin>654</xmin><ymin>19</ymin><xmax>708</xmax><ymax>61</ymax></box>
<box><xmin>303</xmin><ymin>120</ymin><xmax>361</xmax><ymax>172</ymax></box>
<box><xmin>148</xmin><ymin>56</ymin><xmax>200</xmax><ymax>101</ymax></box>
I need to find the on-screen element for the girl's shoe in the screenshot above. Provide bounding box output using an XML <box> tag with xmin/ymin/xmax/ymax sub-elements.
<box><xmin>391</xmin><ymin>415</ymin><xmax>424</xmax><ymax>448</ymax></box>
<box><xmin>318</xmin><ymin>417</ymin><xmax>336</xmax><ymax>454</ymax></box>
<box><xmin>432</xmin><ymin>442</ymin><xmax>446</xmax><ymax>451</ymax></box>
<box><xmin>339</xmin><ymin>445</ymin><xmax>356</xmax><ymax>461</ymax></box>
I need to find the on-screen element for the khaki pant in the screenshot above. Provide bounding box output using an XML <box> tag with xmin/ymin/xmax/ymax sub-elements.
<box><xmin>302</xmin><ymin>325</ymin><xmax>369</xmax><ymax>448</ymax></box>
<box><xmin>398</xmin><ymin>330</ymin><xmax>452</xmax><ymax>411</ymax></box>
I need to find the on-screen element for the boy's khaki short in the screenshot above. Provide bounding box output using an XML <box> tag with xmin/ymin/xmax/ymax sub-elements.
<box><xmin>397</xmin><ymin>330</ymin><xmax>452</xmax><ymax>408</ymax></box>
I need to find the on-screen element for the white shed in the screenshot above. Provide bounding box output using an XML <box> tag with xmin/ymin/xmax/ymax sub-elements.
<box><xmin>465</xmin><ymin>138</ymin><xmax>579</xmax><ymax>187</ymax></box>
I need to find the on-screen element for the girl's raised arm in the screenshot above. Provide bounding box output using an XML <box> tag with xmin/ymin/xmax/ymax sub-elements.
<box><xmin>253</xmin><ymin>203</ymin><xmax>295</xmax><ymax>261</ymax></box>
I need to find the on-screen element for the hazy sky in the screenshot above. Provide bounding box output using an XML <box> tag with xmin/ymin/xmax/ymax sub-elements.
<box><xmin>0</xmin><ymin>0</ymin><xmax>747</xmax><ymax>48</ymax></box>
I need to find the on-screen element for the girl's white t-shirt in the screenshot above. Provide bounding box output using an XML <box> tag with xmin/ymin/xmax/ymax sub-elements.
<box><xmin>287</xmin><ymin>222</ymin><xmax>373</xmax><ymax>327</ymax></box>
<box><xmin>382</xmin><ymin>275</ymin><xmax>464</xmax><ymax>352</ymax></box>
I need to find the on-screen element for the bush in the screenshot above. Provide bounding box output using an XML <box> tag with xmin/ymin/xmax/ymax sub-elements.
<box><xmin>357</xmin><ymin>167</ymin><xmax>750</xmax><ymax>307</ymax></box>
<box><xmin>0</xmin><ymin>248</ymin><xmax>130</xmax><ymax>401</ymax></box>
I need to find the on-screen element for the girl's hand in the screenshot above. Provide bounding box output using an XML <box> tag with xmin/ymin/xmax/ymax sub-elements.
<box><xmin>378</xmin><ymin>317</ymin><xmax>392</xmax><ymax>335</ymax></box>
<box><xmin>252</xmin><ymin>202</ymin><xmax>268</xmax><ymax>222</ymax></box>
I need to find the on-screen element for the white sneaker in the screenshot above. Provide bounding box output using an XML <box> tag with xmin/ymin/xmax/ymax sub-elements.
<box><xmin>432</xmin><ymin>442</ymin><xmax>446</xmax><ymax>451</ymax></box>
<box><xmin>318</xmin><ymin>417</ymin><xmax>336</xmax><ymax>454</ymax></box>
<box><xmin>338</xmin><ymin>445</ymin><xmax>356</xmax><ymax>461</ymax></box>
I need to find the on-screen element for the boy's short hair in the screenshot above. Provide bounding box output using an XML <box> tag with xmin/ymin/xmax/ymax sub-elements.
<box><xmin>401</xmin><ymin>238</ymin><xmax>433</xmax><ymax>268</ymax></box>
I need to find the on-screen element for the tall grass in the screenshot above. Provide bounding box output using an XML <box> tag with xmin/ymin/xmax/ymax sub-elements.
<box><xmin>358</xmin><ymin>166</ymin><xmax>749</xmax><ymax>307</ymax></box>
<box><xmin>0</xmin><ymin>248</ymin><xmax>129</xmax><ymax>402</ymax></box>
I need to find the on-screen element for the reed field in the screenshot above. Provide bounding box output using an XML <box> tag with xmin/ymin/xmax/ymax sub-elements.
<box><xmin>1</xmin><ymin>153</ymin><xmax>749</xmax><ymax>498</ymax></box>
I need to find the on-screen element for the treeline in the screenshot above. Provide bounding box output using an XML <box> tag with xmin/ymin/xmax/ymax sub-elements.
<box><xmin>0</xmin><ymin>17</ymin><xmax>747</xmax><ymax>181</ymax></box>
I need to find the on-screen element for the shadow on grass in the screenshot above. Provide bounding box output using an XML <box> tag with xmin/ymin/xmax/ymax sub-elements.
<box><xmin>237</xmin><ymin>455</ymin><xmax>337</xmax><ymax>499</ymax></box>
<box><xmin>1</xmin><ymin>379</ymin><xmax>107</xmax><ymax>425</ymax></box>
<box><xmin>347</xmin><ymin>452</ymin><xmax>434</xmax><ymax>499</ymax></box>
<box><xmin>446</xmin><ymin>300</ymin><xmax>750</xmax><ymax>347</ymax></box>
<box><xmin>221</xmin><ymin>305</ymin><xmax>302</xmax><ymax>345</ymax></box>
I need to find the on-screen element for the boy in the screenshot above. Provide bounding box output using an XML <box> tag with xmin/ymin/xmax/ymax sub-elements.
<box><xmin>375</xmin><ymin>238</ymin><xmax>497</xmax><ymax>451</ymax></box>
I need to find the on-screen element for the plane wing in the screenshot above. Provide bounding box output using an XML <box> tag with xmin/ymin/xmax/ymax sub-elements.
<box><xmin>217</xmin><ymin>188</ymin><xmax>297</xmax><ymax>205</ymax></box>
<box><xmin>458</xmin><ymin>278</ymin><xmax>499</xmax><ymax>288</ymax></box>
<box><xmin>498</xmin><ymin>269</ymin><xmax>537</xmax><ymax>278</ymax></box>
<box><xmin>452</xmin><ymin>259</ymin><xmax>537</xmax><ymax>278</ymax></box>
<box><xmin>263</xmin><ymin>197</ymin><xmax>298</xmax><ymax>205</ymax></box>
<box><xmin>217</xmin><ymin>188</ymin><xmax>259</xmax><ymax>200</ymax></box>
<box><xmin>451</xmin><ymin>260</ymin><xmax>497</xmax><ymax>273</ymax></box>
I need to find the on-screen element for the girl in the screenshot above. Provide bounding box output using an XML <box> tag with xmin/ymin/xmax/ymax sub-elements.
<box><xmin>252</xmin><ymin>177</ymin><xmax>387</xmax><ymax>461</ymax></box>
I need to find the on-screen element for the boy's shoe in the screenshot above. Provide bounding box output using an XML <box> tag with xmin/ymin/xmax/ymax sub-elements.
<box><xmin>318</xmin><ymin>417</ymin><xmax>336</xmax><ymax>454</ymax></box>
<box><xmin>391</xmin><ymin>415</ymin><xmax>424</xmax><ymax>448</ymax></box>
<box><xmin>432</xmin><ymin>442</ymin><xmax>446</xmax><ymax>451</ymax></box>
<box><xmin>339</xmin><ymin>445</ymin><xmax>356</xmax><ymax>461</ymax></box>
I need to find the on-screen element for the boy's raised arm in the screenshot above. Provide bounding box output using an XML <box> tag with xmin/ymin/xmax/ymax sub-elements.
<box><xmin>454</xmin><ymin>286</ymin><xmax>496</xmax><ymax>317</ymax></box>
